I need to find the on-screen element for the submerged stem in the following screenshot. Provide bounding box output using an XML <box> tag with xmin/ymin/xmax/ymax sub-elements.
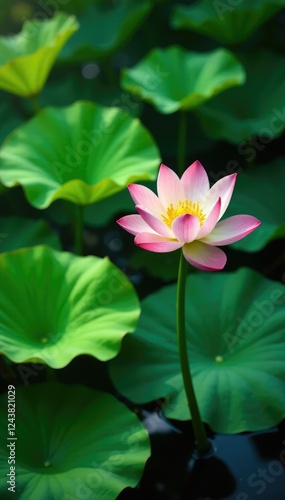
<box><xmin>176</xmin><ymin>251</ymin><xmax>210</xmax><ymax>453</ymax></box>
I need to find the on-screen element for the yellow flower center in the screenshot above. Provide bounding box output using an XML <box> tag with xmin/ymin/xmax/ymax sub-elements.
<box><xmin>162</xmin><ymin>200</ymin><xmax>206</xmax><ymax>229</ymax></box>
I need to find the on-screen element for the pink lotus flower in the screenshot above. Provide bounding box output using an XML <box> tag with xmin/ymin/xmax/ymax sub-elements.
<box><xmin>117</xmin><ymin>161</ymin><xmax>261</xmax><ymax>271</ymax></box>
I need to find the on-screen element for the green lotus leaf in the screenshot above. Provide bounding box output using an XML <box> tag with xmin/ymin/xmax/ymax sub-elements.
<box><xmin>59</xmin><ymin>0</ymin><xmax>152</xmax><ymax>62</ymax></box>
<box><xmin>225</xmin><ymin>159</ymin><xmax>285</xmax><ymax>252</ymax></box>
<box><xmin>110</xmin><ymin>268</ymin><xmax>285</xmax><ymax>433</ymax></box>
<box><xmin>0</xmin><ymin>101</ymin><xmax>160</xmax><ymax>209</ymax></box>
<box><xmin>196</xmin><ymin>51</ymin><xmax>285</xmax><ymax>144</ymax></box>
<box><xmin>0</xmin><ymin>246</ymin><xmax>140</xmax><ymax>368</ymax></box>
<box><xmin>121</xmin><ymin>46</ymin><xmax>246</xmax><ymax>114</ymax></box>
<box><xmin>131</xmin><ymin>248</ymin><xmax>182</xmax><ymax>280</ymax></box>
<box><xmin>171</xmin><ymin>0</ymin><xmax>285</xmax><ymax>44</ymax></box>
<box><xmin>0</xmin><ymin>216</ymin><xmax>60</xmax><ymax>252</ymax></box>
<box><xmin>0</xmin><ymin>382</ymin><xmax>150</xmax><ymax>499</ymax></box>
<box><xmin>0</xmin><ymin>13</ymin><xmax>79</xmax><ymax>97</ymax></box>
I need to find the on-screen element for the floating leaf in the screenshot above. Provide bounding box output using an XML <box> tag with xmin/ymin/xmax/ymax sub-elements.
<box><xmin>171</xmin><ymin>0</ymin><xmax>285</xmax><ymax>44</ymax></box>
<box><xmin>226</xmin><ymin>159</ymin><xmax>285</xmax><ymax>252</ymax></box>
<box><xmin>110</xmin><ymin>268</ymin><xmax>285</xmax><ymax>433</ymax></box>
<box><xmin>121</xmin><ymin>46</ymin><xmax>246</xmax><ymax>114</ymax></box>
<box><xmin>196</xmin><ymin>51</ymin><xmax>285</xmax><ymax>144</ymax></box>
<box><xmin>60</xmin><ymin>0</ymin><xmax>152</xmax><ymax>62</ymax></box>
<box><xmin>0</xmin><ymin>217</ymin><xmax>60</xmax><ymax>252</ymax></box>
<box><xmin>0</xmin><ymin>101</ymin><xmax>160</xmax><ymax>209</ymax></box>
<box><xmin>0</xmin><ymin>246</ymin><xmax>140</xmax><ymax>368</ymax></box>
<box><xmin>0</xmin><ymin>13</ymin><xmax>79</xmax><ymax>97</ymax></box>
<box><xmin>0</xmin><ymin>382</ymin><xmax>150</xmax><ymax>499</ymax></box>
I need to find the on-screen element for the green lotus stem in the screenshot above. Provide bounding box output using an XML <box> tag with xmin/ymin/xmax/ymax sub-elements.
<box><xmin>177</xmin><ymin>110</ymin><xmax>187</xmax><ymax>176</ymax></box>
<box><xmin>75</xmin><ymin>205</ymin><xmax>84</xmax><ymax>255</ymax></box>
<box><xmin>176</xmin><ymin>251</ymin><xmax>210</xmax><ymax>453</ymax></box>
<box><xmin>31</xmin><ymin>95</ymin><xmax>41</xmax><ymax>114</ymax></box>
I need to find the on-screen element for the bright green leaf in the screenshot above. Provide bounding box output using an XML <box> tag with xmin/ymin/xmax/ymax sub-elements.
<box><xmin>171</xmin><ymin>0</ymin><xmax>285</xmax><ymax>44</ymax></box>
<box><xmin>121</xmin><ymin>46</ymin><xmax>246</xmax><ymax>114</ymax></box>
<box><xmin>0</xmin><ymin>216</ymin><xmax>60</xmax><ymax>252</ymax></box>
<box><xmin>0</xmin><ymin>246</ymin><xmax>140</xmax><ymax>368</ymax></box>
<box><xmin>0</xmin><ymin>101</ymin><xmax>160</xmax><ymax>209</ymax></box>
<box><xmin>59</xmin><ymin>0</ymin><xmax>152</xmax><ymax>62</ymax></box>
<box><xmin>110</xmin><ymin>268</ymin><xmax>285</xmax><ymax>433</ymax></box>
<box><xmin>0</xmin><ymin>382</ymin><xmax>150</xmax><ymax>499</ymax></box>
<box><xmin>0</xmin><ymin>13</ymin><xmax>79</xmax><ymax>97</ymax></box>
<box><xmin>196</xmin><ymin>51</ymin><xmax>285</xmax><ymax>144</ymax></box>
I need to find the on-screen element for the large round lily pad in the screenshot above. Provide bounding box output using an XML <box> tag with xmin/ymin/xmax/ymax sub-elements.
<box><xmin>226</xmin><ymin>159</ymin><xmax>285</xmax><ymax>252</ymax></box>
<box><xmin>60</xmin><ymin>0</ymin><xmax>152</xmax><ymax>62</ymax></box>
<box><xmin>0</xmin><ymin>13</ymin><xmax>79</xmax><ymax>97</ymax></box>
<box><xmin>171</xmin><ymin>0</ymin><xmax>285</xmax><ymax>44</ymax></box>
<box><xmin>121</xmin><ymin>46</ymin><xmax>246</xmax><ymax>114</ymax></box>
<box><xmin>110</xmin><ymin>268</ymin><xmax>285</xmax><ymax>433</ymax></box>
<box><xmin>0</xmin><ymin>382</ymin><xmax>150</xmax><ymax>499</ymax></box>
<box><xmin>196</xmin><ymin>51</ymin><xmax>285</xmax><ymax>144</ymax></box>
<box><xmin>0</xmin><ymin>101</ymin><xmax>160</xmax><ymax>209</ymax></box>
<box><xmin>0</xmin><ymin>246</ymin><xmax>140</xmax><ymax>368</ymax></box>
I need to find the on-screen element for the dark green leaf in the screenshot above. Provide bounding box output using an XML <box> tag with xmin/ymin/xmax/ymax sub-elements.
<box><xmin>121</xmin><ymin>46</ymin><xmax>246</xmax><ymax>114</ymax></box>
<box><xmin>196</xmin><ymin>51</ymin><xmax>285</xmax><ymax>144</ymax></box>
<box><xmin>0</xmin><ymin>382</ymin><xmax>150</xmax><ymax>499</ymax></box>
<box><xmin>60</xmin><ymin>0</ymin><xmax>152</xmax><ymax>62</ymax></box>
<box><xmin>110</xmin><ymin>268</ymin><xmax>285</xmax><ymax>433</ymax></box>
<box><xmin>227</xmin><ymin>159</ymin><xmax>285</xmax><ymax>252</ymax></box>
<box><xmin>171</xmin><ymin>0</ymin><xmax>285</xmax><ymax>44</ymax></box>
<box><xmin>0</xmin><ymin>217</ymin><xmax>60</xmax><ymax>252</ymax></box>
